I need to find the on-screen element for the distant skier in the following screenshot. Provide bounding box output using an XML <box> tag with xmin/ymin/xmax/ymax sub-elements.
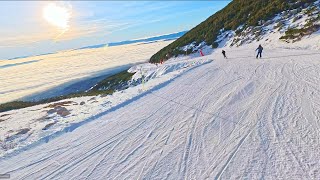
<box><xmin>199</xmin><ymin>49</ymin><xmax>204</xmax><ymax>56</ymax></box>
<box><xmin>166</xmin><ymin>53</ymin><xmax>170</xmax><ymax>60</ymax></box>
<box><xmin>222</xmin><ymin>50</ymin><xmax>227</xmax><ymax>59</ymax></box>
<box><xmin>256</xmin><ymin>44</ymin><xmax>263</xmax><ymax>59</ymax></box>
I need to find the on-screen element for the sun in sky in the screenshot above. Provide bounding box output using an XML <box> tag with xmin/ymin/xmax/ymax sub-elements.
<box><xmin>43</xmin><ymin>3</ymin><xmax>71</xmax><ymax>31</ymax></box>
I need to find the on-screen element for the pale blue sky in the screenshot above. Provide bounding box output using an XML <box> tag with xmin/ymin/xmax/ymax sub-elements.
<box><xmin>0</xmin><ymin>1</ymin><xmax>230</xmax><ymax>59</ymax></box>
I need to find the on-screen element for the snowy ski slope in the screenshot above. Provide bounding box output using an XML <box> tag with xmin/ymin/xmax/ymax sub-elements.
<box><xmin>1</xmin><ymin>46</ymin><xmax>320</xmax><ymax>179</ymax></box>
<box><xmin>0</xmin><ymin>57</ymin><xmax>212</xmax><ymax>157</ymax></box>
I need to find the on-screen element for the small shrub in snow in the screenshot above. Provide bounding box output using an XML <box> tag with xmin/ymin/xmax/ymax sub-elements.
<box><xmin>292</xmin><ymin>15</ymin><xmax>303</xmax><ymax>22</ymax></box>
<box><xmin>211</xmin><ymin>42</ymin><xmax>219</xmax><ymax>48</ymax></box>
<box><xmin>0</xmin><ymin>141</ymin><xmax>16</xmax><ymax>151</ymax></box>
<box><xmin>280</xmin><ymin>23</ymin><xmax>320</xmax><ymax>42</ymax></box>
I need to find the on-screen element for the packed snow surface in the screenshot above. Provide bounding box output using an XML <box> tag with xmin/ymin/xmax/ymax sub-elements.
<box><xmin>1</xmin><ymin>45</ymin><xmax>320</xmax><ymax>179</ymax></box>
<box><xmin>0</xmin><ymin>57</ymin><xmax>212</xmax><ymax>157</ymax></box>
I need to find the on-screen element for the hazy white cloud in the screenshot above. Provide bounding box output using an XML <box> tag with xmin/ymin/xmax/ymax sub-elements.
<box><xmin>0</xmin><ymin>33</ymin><xmax>52</xmax><ymax>48</ymax></box>
<box><xmin>0</xmin><ymin>1</ymin><xmax>179</xmax><ymax>49</ymax></box>
<box><xmin>56</xmin><ymin>18</ymin><xmax>135</xmax><ymax>41</ymax></box>
<box><xmin>0</xmin><ymin>17</ymin><xmax>136</xmax><ymax>48</ymax></box>
<box><xmin>0</xmin><ymin>1</ymin><xmax>230</xmax><ymax>59</ymax></box>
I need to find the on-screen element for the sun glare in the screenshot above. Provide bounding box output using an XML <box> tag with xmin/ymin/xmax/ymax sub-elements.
<box><xmin>43</xmin><ymin>3</ymin><xmax>71</xmax><ymax>30</ymax></box>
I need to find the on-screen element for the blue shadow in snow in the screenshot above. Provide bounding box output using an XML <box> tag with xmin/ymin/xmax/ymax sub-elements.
<box><xmin>0</xmin><ymin>60</ymin><xmax>40</xmax><ymax>69</ymax></box>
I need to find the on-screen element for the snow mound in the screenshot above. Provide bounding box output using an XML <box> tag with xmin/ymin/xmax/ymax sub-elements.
<box><xmin>129</xmin><ymin>58</ymin><xmax>211</xmax><ymax>82</ymax></box>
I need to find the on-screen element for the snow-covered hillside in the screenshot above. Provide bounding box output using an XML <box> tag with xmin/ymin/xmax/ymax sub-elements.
<box><xmin>179</xmin><ymin>0</ymin><xmax>320</xmax><ymax>57</ymax></box>
<box><xmin>0</xmin><ymin>57</ymin><xmax>212</xmax><ymax>157</ymax></box>
<box><xmin>1</xmin><ymin>42</ymin><xmax>320</xmax><ymax>179</ymax></box>
<box><xmin>224</xmin><ymin>0</ymin><xmax>320</xmax><ymax>49</ymax></box>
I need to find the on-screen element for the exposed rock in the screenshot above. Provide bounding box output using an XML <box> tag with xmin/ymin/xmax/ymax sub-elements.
<box><xmin>0</xmin><ymin>114</ymin><xmax>10</xmax><ymax>122</ymax></box>
<box><xmin>37</xmin><ymin>116</ymin><xmax>51</xmax><ymax>122</ymax></box>
<box><xmin>47</xmin><ymin>109</ymin><xmax>56</xmax><ymax>114</ymax></box>
<box><xmin>44</xmin><ymin>101</ymin><xmax>76</xmax><ymax>109</ymax></box>
<box><xmin>100</xmin><ymin>94</ymin><xmax>109</xmax><ymax>98</ymax></box>
<box><xmin>290</xmin><ymin>9</ymin><xmax>299</xmax><ymax>15</ymax></box>
<box><xmin>47</xmin><ymin>106</ymin><xmax>71</xmax><ymax>117</ymax></box>
<box><xmin>15</xmin><ymin>128</ymin><xmax>30</xmax><ymax>136</ymax></box>
<box><xmin>42</xmin><ymin>122</ymin><xmax>56</xmax><ymax>130</ymax></box>
<box><xmin>55</xmin><ymin>107</ymin><xmax>71</xmax><ymax>117</ymax></box>
<box><xmin>0</xmin><ymin>114</ymin><xmax>10</xmax><ymax>118</ymax></box>
<box><xmin>88</xmin><ymin>97</ymin><xmax>96</xmax><ymax>102</ymax></box>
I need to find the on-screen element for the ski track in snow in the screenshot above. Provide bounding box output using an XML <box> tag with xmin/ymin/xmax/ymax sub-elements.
<box><xmin>1</xmin><ymin>47</ymin><xmax>320</xmax><ymax>179</ymax></box>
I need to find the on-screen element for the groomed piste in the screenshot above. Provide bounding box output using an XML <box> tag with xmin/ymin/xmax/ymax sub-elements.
<box><xmin>1</xmin><ymin>44</ymin><xmax>320</xmax><ymax>179</ymax></box>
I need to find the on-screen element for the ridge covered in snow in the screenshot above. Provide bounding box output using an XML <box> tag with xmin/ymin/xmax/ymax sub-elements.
<box><xmin>160</xmin><ymin>0</ymin><xmax>320</xmax><ymax>62</ymax></box>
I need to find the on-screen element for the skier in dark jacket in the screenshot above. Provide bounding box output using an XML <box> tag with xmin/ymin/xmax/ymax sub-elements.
<box><xmin>222</xmin><ymin>50</ymin><xmax>227</xmax><ymax>59</ymax></box>
<box><xmin>256</xmin><ymin>45</ymin><xmax>263</xmax><ymax>59</ymax></box>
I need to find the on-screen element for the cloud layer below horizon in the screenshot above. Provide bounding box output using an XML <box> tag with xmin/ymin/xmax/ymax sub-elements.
<box><xmin>0</xmin><ymin>1</ymin><xmax>230</xmax><ymax>59</ymax></box>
